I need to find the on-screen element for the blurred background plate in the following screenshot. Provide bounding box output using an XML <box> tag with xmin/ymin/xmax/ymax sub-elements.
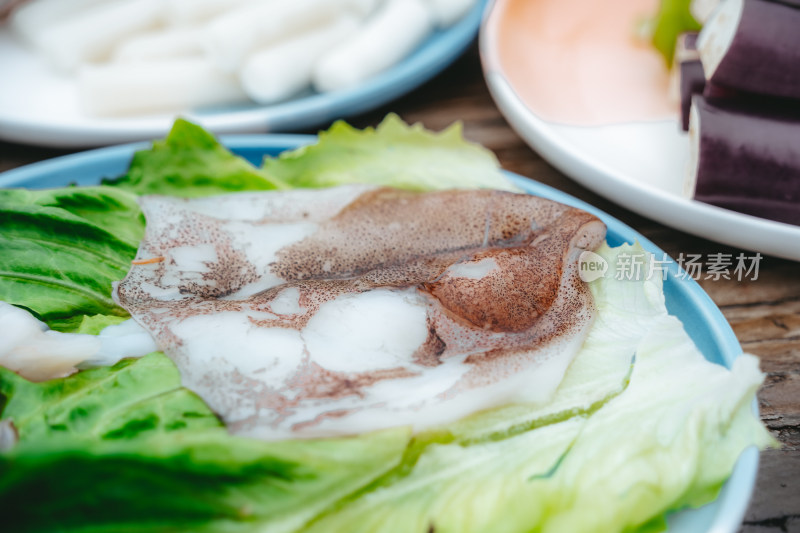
<box><xmin>0</xmin><ymin>0</ymin><xmax>487</xmax><ymax>148</ymax></box>
<box><xmin>480</xmin><ymin>0</ymin><xmax>800</xmax><ymax>261</ymax></box>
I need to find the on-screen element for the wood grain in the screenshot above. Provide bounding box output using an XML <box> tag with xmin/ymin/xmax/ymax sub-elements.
<box><xmin>1</xmin><ymin>41</ymin><xmax>798</xmax><ymax>533</ymax></box>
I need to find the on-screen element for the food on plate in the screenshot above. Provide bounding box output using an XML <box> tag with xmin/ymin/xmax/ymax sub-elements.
<box><xmin>643</xmin><ymin>0</ymin><xmax>701</xmax><ymax>65</ymax></box>
<box><xmin>686</xmin><ymin>96</ymin><xmax>800</xmax><ymax>225</ymax></box>
<box><xmin>0</xmin><ymin>302</ymin><xmax>156</xmax><ymax>381</ymax></box>
<box><xmin>281</xmin><ymin>0</ymin><xmax>437</xmax><ymax>99</ymax></box>
<box><xmin>114</xmin><ymin>186</ymin><xmax>604</xmax><ymax>439</ymax></box>
<box><xmin>6</xmin><ymin>0</ymin><xmax>479</xmax><ymax>115</ymax></box>
<box><xmin>79</xmin><ymin>57</ymin><xmax>248</xmax><ymax>116</ymax></box>
<box><xmin>240</xmin><ymin>15</ymin><xmax>359</xmax><ymax>104</ymax></box>
<box><xmin>654</xmin><ymin>0</ymin><xmax>800</xmax><ymax>223</ymax></box>
<box><xmin>0</xmin><ymin>301</ymin><xmax>104</xmax><ymax>382</ymax></box>
<box><xmin>12</xmin><ymin>0</ymin><xmax>163</xmax><ymax>72</ymax></box>
<box><xmin>672</xmin><ymin>32</ymin><xmax>704</xmax><ymax>131</ymax></box>
<box><xmin>203</xmin><ymin>0</ymin><xmax>377</xmax><ymax>73</ymax></box>
<box><xmin>644</xmin><ymin>0</ymin><xmax>720</xmax><ymax>65</ymax></box>
<box><xmin>112</xmin><ymin>27</ymin><xmax>206</xmax><ymax>63</ymax></box>
<box><xmin>663</xmin><ymin>0</ymin><xmax>800</xmax><ymax>223</ymax></box>
<box><xmin>312</xmin><ymin>0</ymin><xmax>432</xmax><ymax>93</ymax></box>
<box><xmin>697</xmin><ymin>0</ymin><xmax>800</xmax><ymax>101</ymax></box>
<box><xmin>0</xmin><ymin>117</ymin><xmax>775</xmax><ymax>532</ymax></box>
<box><xmin>0</xmin><ymin>185</ymin><xmax>146</xmax><ymax>328</ymax></box>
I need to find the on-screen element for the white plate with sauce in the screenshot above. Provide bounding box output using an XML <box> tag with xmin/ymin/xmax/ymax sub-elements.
<box><xmin>0</xmin><ymin>0</ymin><xmax>487</xmax><ymax>148</ymax></box>
<box><xmin>480</xmin><ymin>0</ymin><xmax>800</xmax><ymax>261</ymax></box>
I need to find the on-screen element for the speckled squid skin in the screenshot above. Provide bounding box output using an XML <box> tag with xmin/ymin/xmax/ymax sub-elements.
<box><xmin>114</xmin><ymin>185</ymin><xmax>606</xmax><ymax>439</ymax></box>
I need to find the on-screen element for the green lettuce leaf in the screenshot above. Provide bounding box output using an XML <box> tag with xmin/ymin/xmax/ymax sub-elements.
<box><xmin>647</xmin><ymin>0</ymin><xmax>702</xmax><ymax>65</ymax></box>
<box><xmin>73</xmin><ymin>313</ymin><xmax>130</xmax><ymax>335</ymax></box>
<box><xmin>0</xmin><ymin>353</ymin><xmax>220</xmax><ymax>444</ymax></box>
<box><xmin>0</xmin><ymin>353</ymin><xmax>411</xmax><ymax>533</ymax></box>
<box><xmin>300</xmin><ymin>244</ymin><xmax>775</xmax><ymax>533</ymax></box>
<box><xmin>0</xmin><ymin>120</ymin><xmax>293</xmax><ymax>331</ymax></box>
<box><xmin>0</xmin><ymin>186</ymin><xmax>144</xmax><ymax>329</ymax></box>
<box><xmin>106</xmin><ymin>118</ymin><xmax>288</xmax><ymax>197</ymax></box>
<box><xmin>0</xmin><ymin>120</ymin><xmax>775</xmax><ymax>533</ymax></box>
<box><xmin>262</xmin><ymin>114</ymin><xmax>518</xmax><ymax>192</ymax></box>
<box><xmin>0</xmin><ymin>186</ymin><xmax>144</xmax><ymax>247</ymax></box>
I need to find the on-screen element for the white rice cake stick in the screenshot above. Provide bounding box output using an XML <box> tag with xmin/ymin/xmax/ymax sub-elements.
<box><xmin>164</xmin><ymin>0</ymin><xmax>259</xmax><ymax>26</ymax></box>
<box><xmin>205</xmin><ymin>0</ymin><xmax>379</xmax><ymax>72</ymax></box>
<box><xmin>8</xmin><ymin>0</ymin><xmax>112</xmax><ymax>46</ymax></box>
<box><xmin>313</xmin><ymin>0</ymin><xmax>433</xmax><ymax>92</ymax></box>
<box><xmin>113</xmin><ymin>27</ymin><xmax>206</xmax><ymax>63</ymax></box>
<box><xmin>32</xmin><ymin>0</ymin><xmax>165</xmax><ymax>73</ymax></box>
<box><xmin>79</xmin><ymin>58</ymin><xmax>247</xmax><ymax>116</ymax></box>
<box><xmin>240</xmin><ymin>15</ymin><xmax>359</xmax><ymax>104</ymax></box>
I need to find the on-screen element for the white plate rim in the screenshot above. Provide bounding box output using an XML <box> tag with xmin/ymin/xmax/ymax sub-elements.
<box><xmin>478</xmin><ymin>0</ymin><xmax>800</xmax><ymax>262</ymax></box>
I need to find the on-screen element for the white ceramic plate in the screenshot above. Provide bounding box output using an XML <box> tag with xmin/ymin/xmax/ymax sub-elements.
<box><xmin>480</xmin><ymin>0</ymin><xmax>800</xmax><ymax>261</ymax></box>
<box><xmin>0</xmin><ymin>0</ymin><xmax>486</xmax><ymax>148</ymax></box>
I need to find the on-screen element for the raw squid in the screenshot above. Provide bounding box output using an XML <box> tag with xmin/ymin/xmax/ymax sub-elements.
<box><xmin>0</xmin><ymin>302</ymin><xmax>157</xmax><ymax>382</ymax></box>
<box><xmin>114</xmin><ymin>186</ymin><xmax>606</xmax><ymax>440</ymax></box>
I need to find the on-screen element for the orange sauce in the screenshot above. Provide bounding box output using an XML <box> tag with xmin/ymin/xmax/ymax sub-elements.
<box><xmin>486</xmin><ymin>0</ymin><xmax>675</xmax><ymax>125</ymax></box>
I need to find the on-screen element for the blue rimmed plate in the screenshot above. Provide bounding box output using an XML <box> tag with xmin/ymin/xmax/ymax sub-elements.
<box><xmin>0</xmin><ymin>135</ymin><xmax>759</xmax><ymax>533</ymax></box>
<box><xmin>0</xmin><ymin>0</ymin><xmax>486</xmax><ymax>148</ymax></box>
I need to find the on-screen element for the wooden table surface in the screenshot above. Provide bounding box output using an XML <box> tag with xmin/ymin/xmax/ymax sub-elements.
<box><xmin>1</xmin><ymin>44</ymin><xmax>798</xmax><ymax>533</ymax></box>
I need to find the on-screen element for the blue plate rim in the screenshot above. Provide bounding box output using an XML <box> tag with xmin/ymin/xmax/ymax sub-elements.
<box><xmin>0</xmin><ymin>133</ymin><xmax>759</xmax><ymax>533</ymax></box>
<box><xmin>0</xmin><ymin>0</ymin><xmax>488</xmax><ymax>148</ymax></box>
